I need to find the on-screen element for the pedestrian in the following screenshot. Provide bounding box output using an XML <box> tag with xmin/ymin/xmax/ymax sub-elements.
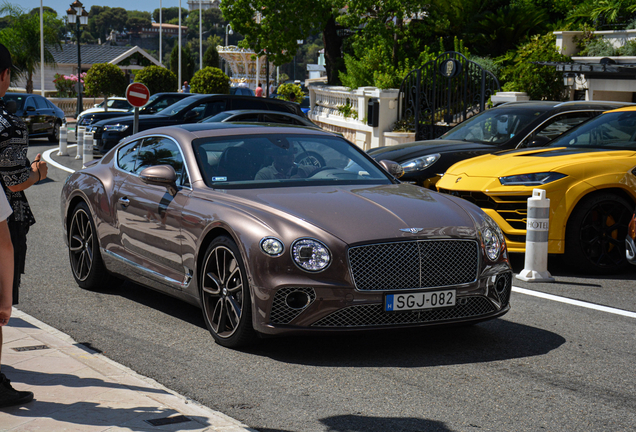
<box><xmin>255</xmin><ymin>82</ymin><xmax>263</xmax><ymax>98</ymax></box>
<box><xmin>268</xmin><ymin>81</ymin><xmax>275</xmax><ymax>96</ymax></box>
<box><xmin>0</xmin><ymin>40</ymin><xmax>47</xmax><ymax>345</ymax></box>
<box><xmin>0</xmin><ymin>182</ymin><xmax>33</xmax><ymax>408</ymax></box>
<box><xmin>182</xmin><ymin>81</ymin><xmax>190</xmax><ymax>93</ymax></box>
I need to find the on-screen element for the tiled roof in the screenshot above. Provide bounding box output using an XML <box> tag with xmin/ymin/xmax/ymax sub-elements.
<box><xmin>49</xmin><ymin>44</ymin><xmax>133</xmax><ymax>65</ymax></box>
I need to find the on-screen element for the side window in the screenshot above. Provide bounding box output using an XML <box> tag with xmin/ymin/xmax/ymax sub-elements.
<box><xmin>233</xmin><ymin>114</ymin><xmax>259</xmax><ymax>122</ymax></box>
<box><xmin>231</xmin><ymin>98</ymin><xmax>268</xmax><ymax>111</ymax></box>
<box><xmin>34</xmin><ymin>97</ymin><xmax>48</xmax><ymax>109</ymax></box>
<box><xmin>203</xmin><ymin>100</ymin><xmax>227</xmax><ymax>118</ymax></box>
<box><xmin>24</xmin><ymin>97</ymin><xmax>36</xmax><ymax>110</ymax></box>
<box><xmin>117</xmin><ymin>140</ymin><xmax>142</xmax><ymax>173</ymax></box>
<box><xmin>265</xmin><ymin>101</ymin><xmax>294</xmax><ymax>114</ymax></box>
<box><xmin>261</xmin><ymin>113</ymin><xmax>290</xmax><ymax>124</ymax></box>
<box><xmin>136</xmin><ymin>137</ymin><xmax>189</xmax><ymax>187</ymax></box>
<box><xmin>519</xmin><ymin>112</ymin><xmax>593</xmax><ymax>148</ymax></box>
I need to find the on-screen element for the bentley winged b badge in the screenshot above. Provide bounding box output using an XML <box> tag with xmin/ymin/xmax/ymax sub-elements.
<box><xmin>400</xmin><ymin>228</ymin><xmax>424</xmax><ymax>234</ymax></box>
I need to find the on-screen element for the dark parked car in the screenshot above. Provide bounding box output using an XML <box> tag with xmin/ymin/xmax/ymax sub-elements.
<box><xmin>88</xmin><ymin>94</ymin><xmax>306</xmax><ymax>154</ymax></box>
<box><xmin>200</xmin><ymin>109</ymin><xmax>318</xmax><ymax>127</ymax></box>
<box><xmin>3</xmin><ymin>92</ymin><xmax>66</xmax><ymax>142</ymax></box>
<box><xmin>368</xmin><ymin>101</ymin><xmax>631</xmax><ymax>189</ymax></box>
<box><xmin>61</xmin><ymin>123</ymin><xmax>512</xmax><ymax>348</ymax></box>
<box><xmin>77</xmin><ymin>92</ymin><xmax>194</xmax><ymax>127</ymax></box>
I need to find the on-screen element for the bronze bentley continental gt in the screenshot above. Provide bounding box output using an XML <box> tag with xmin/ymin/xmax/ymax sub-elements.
<box><xmin>61</xmin><ymin>123</ymin><xmax>513</xmax><ymax>348</ymax></box>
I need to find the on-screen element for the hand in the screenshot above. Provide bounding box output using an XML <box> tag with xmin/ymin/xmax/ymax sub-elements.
<box><xmin>32</xmin><ymin>153</ymin><xmax>48</xmax><ymax>182</ymax></box>
<box><xmin>0</xmin><ymin>305</ymin><xmax>11</xmax><ymax>326</ymax></box>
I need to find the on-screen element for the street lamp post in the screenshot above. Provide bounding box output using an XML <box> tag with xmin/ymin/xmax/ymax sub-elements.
<box><xmin>67</xmin><ymin>0</ymin><xmax>88</xmax><ymax>118</ymax></box>
<box><xmin>224</xmin><ymin>24</ymin><xmax>233</xmax><ymax>75</ymax></box>
<box><xmin>293</xmin><ymin>39</ymin><xmax>303</xmax><ymax>82</ymax></box>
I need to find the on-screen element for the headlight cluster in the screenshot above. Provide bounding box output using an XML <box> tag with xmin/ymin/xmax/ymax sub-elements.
<box><xmin>103</xmin><ymin>124</ymin><xmax>129</xmax><ymax>132</ymax></box>
<box><xmin>401</xmin><ymin>153</ymin><xmax>440</xmax><ymax>174</ymax></box>
<box><xmin>499</xmin><ymin>172</ymin><xmax>566</xmax><ymax>186</ymax></box>
<box><xmin>260</xmin><ymin>237</ymin><xmax>331</xmax><ymax>272</ymax></box>
<box><xmin>481</xmin><ymin>215</ymin><xmax>505</xmax><ymax>262</ymax></box>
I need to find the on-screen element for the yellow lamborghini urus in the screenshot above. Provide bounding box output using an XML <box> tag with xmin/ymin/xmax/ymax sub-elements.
<box><xmin>437</xmin><ymin>106</ymin><xmax>636</xmax><ymax>273</ymax></box>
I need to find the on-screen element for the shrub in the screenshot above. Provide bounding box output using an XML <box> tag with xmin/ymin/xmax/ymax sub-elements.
<box><xmin>579</xmin><ymin>38</ymin><xmax>617</xmax><ymax>56</ymax></box>
<box><xmin>53</xmin><ymin>72</ymin><xmax>85</xmax><ymax>97</ymax></box>
<box><xmin>190</xmin><ymin>67</ymin><xmax>230</xmax><ymax>94</ymax></box>
<box><xmin>618</xmin><ymin>40</ymin><xmax>636</xmax><ymax>56</ymax></box>
<box><xmin>84</xmin><ymin>63</ymin><xmax>127</xmax><ymax>98</ymax></box>
<box><xmin>203</xmin><ymin>45</ymin><xmax>219</xmax><ymax>69</ymax></box>
<box><xmin>134</xmin><ymin>65</ymin><xmax>178</xmax><ymax>94</ymax></box>
<box><xmin>276</xmin><ymin>83</ymin><xmax>304</xmax><ymax>102</ymax></box>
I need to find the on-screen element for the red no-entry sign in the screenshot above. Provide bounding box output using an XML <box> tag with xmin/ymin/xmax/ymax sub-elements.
<box><xmin>126</xmin><ymin>83</ymin><xmax>150</xmax><ymax>108</ymax></box>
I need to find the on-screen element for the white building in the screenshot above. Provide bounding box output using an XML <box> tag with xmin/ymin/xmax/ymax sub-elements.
<box><xmin>187</xmin><ymin>0</ymin><xmax>221</xmax><ymax>11</ymax></box>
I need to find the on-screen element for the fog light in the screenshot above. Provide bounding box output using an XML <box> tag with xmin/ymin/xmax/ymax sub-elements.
<box><xmin>285</xmin><ymin>290</ymin><xmax>311</xmax><ymax>309</ymax></box>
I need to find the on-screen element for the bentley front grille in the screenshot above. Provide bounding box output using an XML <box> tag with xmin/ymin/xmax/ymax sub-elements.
<box><xmin>311</xmin><ymin>296</ymin><xmax>496</xmax><ymax>327</ymax></box>
<box><xmin>348</xmin><ymin>240</ymin><xmax>479</xmax><ymax>291</ymax></box>
<box><xmin>270</xmin><ymin>287</ymin><xmax>316</xmax><ymax>325</ymax></box>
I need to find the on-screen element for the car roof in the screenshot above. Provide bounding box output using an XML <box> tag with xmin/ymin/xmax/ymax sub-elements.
<box><xmin>498</xmin><ymin>100</ymin><xmax>632</xmax><ymax>110</ymax></box>
<box><xmin>212</xmin><ymin>109</ymin><xmax>304</xmax><ymax>117</ymax></box>
<box><xmin>604</xmin><ymin>105</ymin><xmax>636</xmax><ymax>113</ymax></box>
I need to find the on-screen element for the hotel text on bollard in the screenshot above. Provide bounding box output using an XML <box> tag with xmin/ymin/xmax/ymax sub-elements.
<box><xmin>58</xmin><ymin>124</ymin><xmax>68</xmax><ymax>156</ymax></box>
<box><xmin>516</xmin><ymin>189</ymin><xmax>555</xmax><ymax>282</ymax></box>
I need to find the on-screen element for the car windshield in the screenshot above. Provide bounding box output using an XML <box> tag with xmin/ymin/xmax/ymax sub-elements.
<box><xmin>200</xmin><ymin>112</ymin><xmax>233</xmax><ymax>123</ymax></box>
<box><xmin>439</xmin><ymin>106</ymin><xmax>550</xmax><ymax>145</ymax></box>
<box><xmin>156</xmin><ymin>97</ymin><xmax>195</xmax><ymax>116</ymax></box>
<box><xmin>193</xmin><ymin>133</ymin><xmax>392</xmax><ymax>188</ymax></box>
<box><xmin>548</xmin><ymin>110</ymin><xmax>636</xmax><ymax>150</ymax></box>
<box><xmin>3</xmin><ymin>94</ymin><xmax>25</xmax><ymax>111</ymax></box>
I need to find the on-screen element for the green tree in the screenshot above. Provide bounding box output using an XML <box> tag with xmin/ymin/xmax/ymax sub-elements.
<box><xmin>88</xmin><ymin>7</ymin><xmax>128</xmax><ymax>42</ymax></box>
<box><xmin>203</xmin><ymin>44</ymin><xmax>219</xmax><ymax>68</ymax></box>
<box><xmin>220</xmin><ymin>0</ymin><xmax>344</xmax><ymax>85</ymax></box>
<box><xmin>134</xmin><ymin>65</ymin><xmax>178</xmax><ymax>94</ymax></box>
<box><xmin>567</xmin><ymin>0</ymin><xmax>636</xmax><ymax>26</ymax></box>
<box><xmin>152</xmin><ymin>7</ymin><xmax>187</xmax><ymax>24</ymax></box>
<box><xmin>169</xmin><ymin>45</ymin><xmax>195</xmax><ymax>86</ymax></box>
<box><xmin>84</xmin><ymin>63</ymin><xmax>127</xmax><ymax>105</ymax></box>
<box><xmin>0</xmin><ymin>3</ymin><xmax>63</xmax><ymax>93</ymax></box>
<box><xmin>190</xmin><ymin>67</ymin><xmax>229</xmax><ymax>94</ymax></box>
<box><xmin>499</xmin><ymin>33</ymin><xmax>570</xmax><ymax>100</ymax></box>
<box><xmin>126</xmin><ymin>11</ymin><xmax>152</xmax><ymax>36</ymax></box>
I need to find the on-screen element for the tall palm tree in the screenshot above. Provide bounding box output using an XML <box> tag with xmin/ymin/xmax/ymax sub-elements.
<box><xmin>0</xmin><ymin>3</ymin><xmax>63</xmax><ymax>93</ymax></box>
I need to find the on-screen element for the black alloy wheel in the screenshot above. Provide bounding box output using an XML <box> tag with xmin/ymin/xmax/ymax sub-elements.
<box><xmin>48</xmin><ymin>122</ymin><xmax>60</xmax><ymax>142</ymax></box>
<box><xmin>566</xmin><ymin>193</ymin><xmax>632</xmax><ymax>273</ymax></box>
<box><xmin>68</xmin><ymin>202</ymin><xmax>113</xmax><ymax>289</ymax></box>
<box><xmin>200</xmin><ymin>236</ymin><xmax>255</xmax><ymax>348</ymax></box>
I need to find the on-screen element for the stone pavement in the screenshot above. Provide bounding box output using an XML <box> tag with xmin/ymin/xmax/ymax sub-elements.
<box><xmin>0</xmin><ymin>308</ymin><xmax>256</xmax><ymax>432</ymax></box>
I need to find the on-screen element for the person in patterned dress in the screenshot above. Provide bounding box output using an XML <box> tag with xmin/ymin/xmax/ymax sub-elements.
<box><xmin>0</xmin><ymin>42</ymin><xmax>47</xmax><ymax>306</ymax></box>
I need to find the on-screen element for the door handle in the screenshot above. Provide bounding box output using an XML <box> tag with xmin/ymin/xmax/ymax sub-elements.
<box><xmin>118</xmin><ymin>197</ymin><xmax>130</xmax><ymax>208</ymax></box>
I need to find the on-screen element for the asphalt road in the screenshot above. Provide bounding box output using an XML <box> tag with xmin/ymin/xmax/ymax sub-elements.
<box><xmin>14</xmin><ymin>140</ymin><xmax>636</xmax><ymax>432</ymax></box>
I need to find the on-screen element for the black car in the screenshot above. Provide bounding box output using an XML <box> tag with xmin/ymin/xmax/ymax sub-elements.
<box><xmin>77</xmin><ymin>92</ymin><xmax>194</xmax><ymax>127</ymax></box>
<box><xmin>3</xmin><ymin>92</ymin><xmax>66</xmax><ymax>142</ymax></box>
<box><xmin>368</xmin><ymin>101</ymin><xmax>631</xmax><ymax>189</ymax></box>
<box><xmin>200</xmin><ymin>109</ymin><xmax>318</xmax><ymax>127</ymax></box>
<box><xmin>89</xmin><ymin>94</ymin><xmax>306</xmax><ymax>154</ymax></box>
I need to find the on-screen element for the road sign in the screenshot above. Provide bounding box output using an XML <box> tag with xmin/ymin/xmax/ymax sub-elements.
<box><xmin>126</xmin><ymin>83</ymin><xmax>150</xmax><ymax>108</ymax></box>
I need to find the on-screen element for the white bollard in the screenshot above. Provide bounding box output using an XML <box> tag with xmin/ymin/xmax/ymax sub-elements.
<box><xmin>58</xmin><ymin>124</ymin><xmax>68</xmax><ymax>156</ymax></box>
<box><xmin>516</xmin><ymin>189</ymin><xmax>555</xmax><ymax>282</ymax></box>
<box><xmin>83</xmin><ymin>132</ymin><xmax>94</xmax><ymax>168</ymax></box>
<box><xmin>75</xmin><ymin>127</ymin><xmax>85</xmax><ymax>160</ymax></box>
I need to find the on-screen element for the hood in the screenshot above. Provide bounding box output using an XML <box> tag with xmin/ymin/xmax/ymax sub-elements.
<box><xmin>209</xmin><ymin>183</ymin><xmax>478</xmax><ymax>244</ymax></box>
<box><xmin>446</xmin><ymin>147</ymin><xmax>636</xmax><ymax>177</ymax></box>
<box><xmin>368</xmin><ymin>140</ymin><xmax>493</xmax><ymax>162</ymax></box>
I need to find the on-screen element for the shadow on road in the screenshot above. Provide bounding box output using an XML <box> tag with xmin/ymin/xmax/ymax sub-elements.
<box><xmin>259</xmin><ymin>414</ymin><xmax>451</xmax><ymax>432</ymax></box>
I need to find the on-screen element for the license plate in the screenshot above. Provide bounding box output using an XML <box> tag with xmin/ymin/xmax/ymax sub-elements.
<box><xmin>385</xmin><ymin>290</ymin><xmax>456</xmax><ymax>312</ymax></box>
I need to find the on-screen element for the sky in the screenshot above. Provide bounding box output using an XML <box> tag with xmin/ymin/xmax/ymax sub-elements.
<box><xmin>17</xmin><ymin>1</ymin><xmax>185</xmax><ymax>18</ymax></box>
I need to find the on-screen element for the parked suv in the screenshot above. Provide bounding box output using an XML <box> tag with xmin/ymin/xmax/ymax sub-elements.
<box><xmin>89</xmin><ymin>94</ymin><xmax>306</xmax><ymax>154</ymax></box>
<box><xmin>77</xmin><ymin>92</ymin><xmax>194</xmax><ymax>127</ymax></box>
<box><xmin>368</xmin><ymin>101</ymin><xmax>631</xmax><ymax>189</ymax></box>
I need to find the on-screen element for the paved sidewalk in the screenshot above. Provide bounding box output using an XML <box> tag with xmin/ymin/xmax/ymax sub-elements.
<box><xmin>0</xmin><ymin>309</ymin><xmax>256</xmax><ymax>432</ymax></box>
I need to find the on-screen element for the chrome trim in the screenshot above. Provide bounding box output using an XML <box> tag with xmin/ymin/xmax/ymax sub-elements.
<box><xmin>101</xmin><ymin>248</ymin><xmax>188</xmax><ymax>289</ymax></box>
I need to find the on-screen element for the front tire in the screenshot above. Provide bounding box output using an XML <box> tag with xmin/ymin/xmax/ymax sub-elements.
<box><xmin>565</xmin><ymin>193</ymin><xmax>632</xmax><ymax>274</ymax></box>
<box><xmin>68</xmin><ymin>202</ymin><xmax>115</xmax><ymax>289</ymax></box>
<box><xmin>48</xmin><ymin>122</ymin><xmax>60</xmax><ymax>142</ymax></box>
<box><xmin>200</xmin><ymin>236</ymin><xmax>256</xmax><ymax>348</ymax></box>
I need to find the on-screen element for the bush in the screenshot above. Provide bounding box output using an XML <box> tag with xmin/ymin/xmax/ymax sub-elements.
<box><xmin>579</xmin><ymin>38</ymin><xmax>617</xmax><ymax>56</ymax></box>
<box><xmin>618</xmin><ymin>40</ymin><xmax>636</xmax><ymax>56</ymax></box>
<box><xmin>203</xmin><ymin>45</ymin><xmax>219</xmax><ymax>69</ymax></box>
<box><xmin>53</xmin><ymin>72</ymin><xmax>85</xmax><ymax>97</ymax></box>
<box><xmin>276</xmin><ymin>83</ymin><xmax>304</xmax><ymax>102</ymax></box>
<box><xmin>190</xmin><ymin>67</ymin><xmax>230</xmax><ymax>94</ymax></box>
<box><xmin>84</xmin><ymin>64</ymin><xmax>126</xmax><ymax>98</ymax></box>
<box><xmin>169</xmin><ymin>45</ymin><xmax>195</xmax><ymax>85</ymax></box>
<box><xmin>134</xmin><ymin>65</ymin><xmax>178</xmax><ymax>94</ymax></box>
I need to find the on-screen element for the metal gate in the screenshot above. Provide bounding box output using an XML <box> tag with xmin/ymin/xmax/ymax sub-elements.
<box><xmin>398</xmin><ymin>51</ymin><xmax>501</xmax><ymax>141</ymax></box>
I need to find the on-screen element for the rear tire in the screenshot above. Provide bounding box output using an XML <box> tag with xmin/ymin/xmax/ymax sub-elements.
<box><xmin>565</xmin><ymin>193</ymin><xmax>632</xmax><ymax>274</ymax></box>
<box><xmin>199</xmin><ymin>236</ymin><xmax>256</xmax><ymax>348</ymax></box>
<box><xmin>68</xmin><ymin>202</ymin><xmax>116</xmax><ymax>290</ymax></box>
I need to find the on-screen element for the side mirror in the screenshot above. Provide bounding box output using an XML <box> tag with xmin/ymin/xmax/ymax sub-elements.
<box><xmin>139</xmin><ymin>165</ymin><xmax>178</xmax><ymax>196</ymax></box>
<box><xmin>379</xmin><ymin>160</ymin><xmax>404</xmax><ymax>179</ymax></box>
<box><xmin>526</xmin><ymin>135</ymin><xmax>551</xmax><ymax>148</ymax></box>
<box><xmin>183</xmin><ymin>110</ymin><xmax>199</xmax><ymax>122</ymax></box>
<box><xmin>26</xmin><ymin>106</ymin><xmax>36</xmax><ymax>112</ymax></box>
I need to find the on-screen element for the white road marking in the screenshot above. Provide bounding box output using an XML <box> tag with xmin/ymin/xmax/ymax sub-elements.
<box><xmin>129</xmin><ymin>90</ymin><xmax>148</xmax><ymax>99</ymax></box>
<box><xmin>43</xmin><ymin>146</ymin><xmax>76</xmax><ymax>173</ymax></box>
<box><xmin>513</xmin><ymin>286</ymin><xmax>636</xmax><ymax>319</ymax></box>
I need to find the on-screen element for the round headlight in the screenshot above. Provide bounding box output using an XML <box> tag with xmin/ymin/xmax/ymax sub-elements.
<box><xmin>291</xmin><ymin>239</ymin><xmax>331</xmax><ymax>272</ymax></box>
<box><xmin>260</xmin><ymin>237</ymin><xmax>284</xmax><ymax>256</ymax></box>
<box><xmin>482</xmin><ymin>227</ymin><xmax>501</xmax><ymax>261</ymax></box>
